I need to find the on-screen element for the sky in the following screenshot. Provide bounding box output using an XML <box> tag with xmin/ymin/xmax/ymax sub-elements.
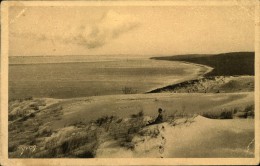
<box><xmin>9</xmin><ymin>5</ymin><xmax>255</xmax><ymax>56</ymax></box>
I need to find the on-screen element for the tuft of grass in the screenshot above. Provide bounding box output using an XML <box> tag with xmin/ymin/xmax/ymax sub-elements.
<box><xmin>202</xmin><ymin>109</ymin><xmax>233</xmax><ymax>119</ymax></box>
<box><xmin>95</xmin><ymin>115</ymin><xmax>116</xmax><ymax>127</ymax></box>
<box><xmin>219</xmin><ymin>111</ymin><xmax>233</xmax><ymax>119</ymax></box>
<box><xmin>42</xmin><ymin>128</ymin><xmax>99</xmax><ymax>158</ymax></box>
<box><xmin>122</xmin><ymin>86</ymin><xmax>137</xmax><ymax>94</ymax></box>
<box><xmin>201</xmin><ymin>112</ymin><xmax>219</xmax><ymax>119</ymax></box>
<box><xmin>131</xmin><ymin>111</ymin><xmax>144</xmax><ymax>118</ymax></box>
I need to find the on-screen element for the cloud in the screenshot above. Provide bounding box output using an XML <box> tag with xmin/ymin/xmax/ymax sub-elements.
<box><xmin>65</xmin><ymin>10</ymin><xmax>140</xmax><ymax>49</ymax></box>
<box><xmin>11</xmin><ymin>10</ymin><xmax>140</xmax><ymax>49</ymax></box>
<box><xmin>10</xmin><ymin>31</ymin><xmax>48</xmax><ymax>42</ymax></box>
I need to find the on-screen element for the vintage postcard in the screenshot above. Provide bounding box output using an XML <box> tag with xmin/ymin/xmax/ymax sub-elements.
<box><xmin>0</xmin><ymin>0</ymin><xmax>259</xmax><ymax>165</ymax></box>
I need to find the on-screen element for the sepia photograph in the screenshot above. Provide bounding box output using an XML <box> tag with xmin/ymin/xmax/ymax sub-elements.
<box><xmin>1</xmin><ymin>0</ymin><xmax>260</xmax><ymax>165</ymax></box>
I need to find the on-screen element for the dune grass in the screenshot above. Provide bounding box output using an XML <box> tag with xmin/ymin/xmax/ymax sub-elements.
<box><xmin>201</xmin><ymin>104</ymin><xmax>254</xmax><ymax>119</ymax></box>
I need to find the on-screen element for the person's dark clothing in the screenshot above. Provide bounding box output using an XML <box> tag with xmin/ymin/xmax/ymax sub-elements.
<box><xmin>154</xmin><ymin>113</ymin><xmax>163</xmax><ymax>124</ymax></box>
<box><xmin>147</xmin><ymin>113</ymin><xmax>164</xmax><ymax>126</ymax></box>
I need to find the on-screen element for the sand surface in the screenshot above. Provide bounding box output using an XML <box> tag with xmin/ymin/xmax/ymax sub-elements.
<box><xmin>8</xmin><ymin>85</ymin><xmax>254</xmax><ymax>158</ymax></box>
<box><xmin>96</xmin><ymin>116</ymin><xmax>254</xmax><ymax>158</ymax></box>
<box><xmin>51</xmin><ymin>92</ymin><xmax>254</xmax><ymax>129</ymax></box>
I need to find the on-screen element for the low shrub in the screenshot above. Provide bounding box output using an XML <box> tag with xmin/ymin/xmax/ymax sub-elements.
<box><xmin>244</xmin><ymin>105</ymin><xmax>254</xmax><ymax>113</ymax></box>
<box><xmin>122</xmin><ymin>86</ymin><xmax>137</xmax><ymax>94</ymax></box>
<box><xmin>25</xmin><ymin>96</ymin><xmax>33</xmax><ymax>100</ymax></box>
<box><xmin>219</xmin><ymin>110</ymin><xmax>233</xmax><ymax>119</ymax></box>
<box><xmin>120</xmin><ymin>142</ymin><xmax>135</xmax><ymax>150</ymax></box>
<box><xmin>9</xmin><ymin>114</ymin><xmax>17</xmax><ymax>121</ymax></box>
<box><xmin>44</xmin><ymin>130</ymin><xmax>98</xmax><ymax>158</ymax></box>
<box><xmin>202</xmin><ymin>105</ymin><xmax>255</xmax><ymax>119</ymax></box>
<box><xmin>131</xmin><ymin>111</ymin><xmax>144</xmax><ymax>118</ymax></box>
<box><xmin>76</xmin><ymin>150</ymin><xmax>95</xmax><ymax>158</ymax></box>
<box><xmin>95</xmin><ymin>115</ymin><xmax>115</xmax><ymax>127</ymax></box>
<box><xmin>201</xmin><ymin>110</ymin><xmax>232</xmax><ymax>119</ymax></box>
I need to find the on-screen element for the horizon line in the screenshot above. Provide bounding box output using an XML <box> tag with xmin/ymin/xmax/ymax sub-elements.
<box><xmin>9</xmin><ymin>51</ymin><xmax>255</xmax><ymax>57</ymax></box>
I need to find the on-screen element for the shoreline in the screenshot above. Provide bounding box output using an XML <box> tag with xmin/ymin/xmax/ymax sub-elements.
<box><xmin>8</xmin><ymin>58</ymin><xmax>213</xmax><ymax>100</ymax></box>
<box><xmin>145</xmin><ymin>60</ymin><xmax>213</xmax><ymax>93</ymax></box>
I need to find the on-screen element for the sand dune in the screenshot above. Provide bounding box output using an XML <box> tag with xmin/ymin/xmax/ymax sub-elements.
<box><xmin>51</xmin><ymin>92</ymin><xmax>253</xmax><ymax>129</ymax></box>
<box><xmin>8</xmin><ymin>92</ymin><xmax>254</xmax><ymax>158</ymax></box>
<box><xmin>96</xmin><ymin>116</ymin><xmax>254</xmax><ymax>158</ymax></box>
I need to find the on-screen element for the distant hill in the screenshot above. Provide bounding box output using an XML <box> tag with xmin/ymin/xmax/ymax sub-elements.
<box><xmin>151</xmin><ymin>52</ymin><xmax>254</xmax><ymax>76</ymax></box>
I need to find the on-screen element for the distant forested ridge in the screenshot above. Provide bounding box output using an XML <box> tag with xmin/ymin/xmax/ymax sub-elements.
<box><xmin>151</xmin><ymin>52</ymin><xmax>254</xmax><ymax>76</ymax></box>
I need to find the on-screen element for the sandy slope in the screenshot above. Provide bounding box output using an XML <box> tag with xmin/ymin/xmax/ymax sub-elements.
<box><xmin>149</xmin><ymin>76</ymin><xmax>254</xmax><ymax>93</ymax></box>
<box><xmin>51</xmin><ymin>92</ymin><xmax>254</xmax><ymax>158</ymax></box>
<box><xmin>96</xmin><ymin>116</ymin><xmax>254</xmax><ymax>158</ymax></box>
<box><xmin>8</xmin><ymin>90</ymin><xmax>254</xmax><ymax>158</ymax></box>
<box><xmin>51</xmin><ymin>92</ymin><xmax>254</xmax><ymax>129</ymax></box>
<box><xmin>8</xmin><ymin>92</ymin><xmax>254</xmax><ymax>158</ymax></box>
